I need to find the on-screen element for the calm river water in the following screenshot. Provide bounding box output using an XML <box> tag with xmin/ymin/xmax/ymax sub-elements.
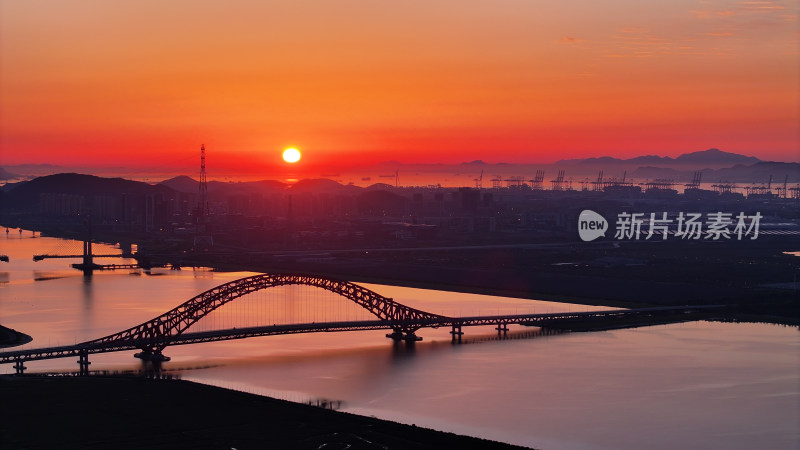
<box><xmin>1</xmin><ymin>230</ymin><xmax>798</xmax><ymax>450</ymax></box>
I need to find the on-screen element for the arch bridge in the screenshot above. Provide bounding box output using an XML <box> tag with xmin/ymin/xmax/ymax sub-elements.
<box><xmin>0</xmin><ymin>273</ymin><xmax>720</xmax><ymax>375</ymax></box>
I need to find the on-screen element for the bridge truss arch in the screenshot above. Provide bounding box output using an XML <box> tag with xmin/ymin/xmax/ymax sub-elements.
<box><xmin>84</xmin><ymin>273</ymin><xmax>447</xmax><ymax>356</ymax></box>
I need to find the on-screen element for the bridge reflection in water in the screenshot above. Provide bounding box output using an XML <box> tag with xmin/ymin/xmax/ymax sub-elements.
<box><xmin>0</xmin><ymin>273</ymin><xmax>718</xmax><ymax>375</ymax></box>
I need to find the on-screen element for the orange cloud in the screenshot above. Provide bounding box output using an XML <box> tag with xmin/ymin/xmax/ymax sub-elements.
<box><xmin>737</xmin><ymin>1</ymin><xmax>785</xmax><ymax>11</ymax></box>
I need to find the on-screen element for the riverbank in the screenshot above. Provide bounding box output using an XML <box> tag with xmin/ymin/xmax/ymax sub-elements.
<box><xmin>0</xmin><ymin>375</ymin><xmax>532</xmax><ymax>450</ymax></box>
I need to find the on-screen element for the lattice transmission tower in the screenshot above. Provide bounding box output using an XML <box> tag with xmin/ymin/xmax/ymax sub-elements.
<box><xmin>194</xmin><ymin>144</ymin><xmax>214</xmax><ymax>249</ymax></box>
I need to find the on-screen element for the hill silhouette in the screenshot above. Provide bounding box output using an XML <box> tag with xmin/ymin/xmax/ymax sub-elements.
<box><xmin>289</xmin><ymin>178</ymin><xmax>361</xmax><ymax>194</ymax></box>
<box><xmin>159</xmin><ymin>175</ymin><xmax>197</xmax><ymax>193</ymax></box>
<box><xmin>159</xmin><ymin>176</ymin><xmax>288</xmax><ymax>195</ymax></box>
<box><xmin>2</xmin><ymin>173</ymin><xmax>173</xmax><ymax>211</ymax></box>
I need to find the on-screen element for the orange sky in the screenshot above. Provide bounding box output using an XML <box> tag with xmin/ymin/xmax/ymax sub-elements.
<box><xmin>1</xmin><ymin>0</ymin><xmax>797</xmax><ymax>175</ymax></box>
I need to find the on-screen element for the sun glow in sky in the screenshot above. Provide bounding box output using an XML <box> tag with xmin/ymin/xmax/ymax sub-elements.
<box><xmin>282</xmin><ymin>148</ymin><xmax>301</xmax><ymax>164</ymax></box>
<box><xmin>0</xmin><ymin>0</ymin><xmax>797</xmax><ymax>174</ymax></box>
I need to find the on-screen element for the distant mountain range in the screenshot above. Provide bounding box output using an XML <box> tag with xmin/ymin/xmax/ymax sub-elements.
<box><xmin>555</xmin><ymin>148</ymin><xmax>761</xmax><ymax>168</ymax></box>
<box><xmin>1</xmin><ymin>149</ymin><xmax>797</xmax><ymax>187</ymax></box>
<box><xmin>371</xmin><ymin>149</ymin><xmax>797</xmax><ymax>183</ymax></box>
<box><xmin>4</xmin><ymin>162</ymin><xmax>796</xmax><ymax>215</ymax></box>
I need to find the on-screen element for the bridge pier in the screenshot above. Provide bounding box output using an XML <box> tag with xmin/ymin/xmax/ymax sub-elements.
<box><xmin>120</xmin><ymin>241</ymin><xmax>134</xmax><ymax>258</ymax></box>
<box><xmin>496</xmin><ymin>321</ymin><xmax>509</xmax><ymax>338</ymax></box>
<box><xmin>14</xmin><ymin>357</ymin><xmax>26</xmax><ymax>374</ymax></box>
<box><xmin>450</xmin><ymin>324</ymin><xmax>463</xmax><ymax>344</ymax></box>
<box><xmin>77</xmin><ymin>350</ymin><xmax>91</xmax><ymax>376</ymax></box>
<box><xmin>135</xmin><ymin>350</ymin><xmax>170</xmax><ymax>377</ymax></box>
<box><xmin>134</xmin><ymin>350</ymin><xmax>171</xmax><ymax>362</ymax></box>
<box><xmin>386</xmin><ymin>330</ymin><xmax>422</xmax><ymax>343</ymax></box>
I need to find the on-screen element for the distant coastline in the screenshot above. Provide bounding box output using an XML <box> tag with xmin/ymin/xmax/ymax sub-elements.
<box><xmin>2</xmin><ymin>148</ymin><xmax>799</xmax><ymax>188</ymax></box>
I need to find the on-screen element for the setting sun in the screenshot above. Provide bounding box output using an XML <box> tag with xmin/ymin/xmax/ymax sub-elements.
<box><xmin>282</xmin><ymin>148</ymin><xmax>301</xmax><ymax>163</ymax></box>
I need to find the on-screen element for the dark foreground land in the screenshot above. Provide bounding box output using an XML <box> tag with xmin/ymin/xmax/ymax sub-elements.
<box><xmin>0</xmin><ymin>325</ymin><xmax>32</xmax><ymax>348</ymax></box>
<box><xmin>0</xmin><ymin>375</ymin><xmax>531</xmax><ymax>450</ymax></box>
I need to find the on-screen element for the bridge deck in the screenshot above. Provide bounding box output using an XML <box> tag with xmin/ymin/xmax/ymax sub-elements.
<box><xmin>0</xmin><ymin>305</ymin><xmax>721</xmax><ymax>366</ymax></box>
<box><xmin>33</xmin><ymin>254</ymin><xmax>123</xmax><ymax>260</ymax></box>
